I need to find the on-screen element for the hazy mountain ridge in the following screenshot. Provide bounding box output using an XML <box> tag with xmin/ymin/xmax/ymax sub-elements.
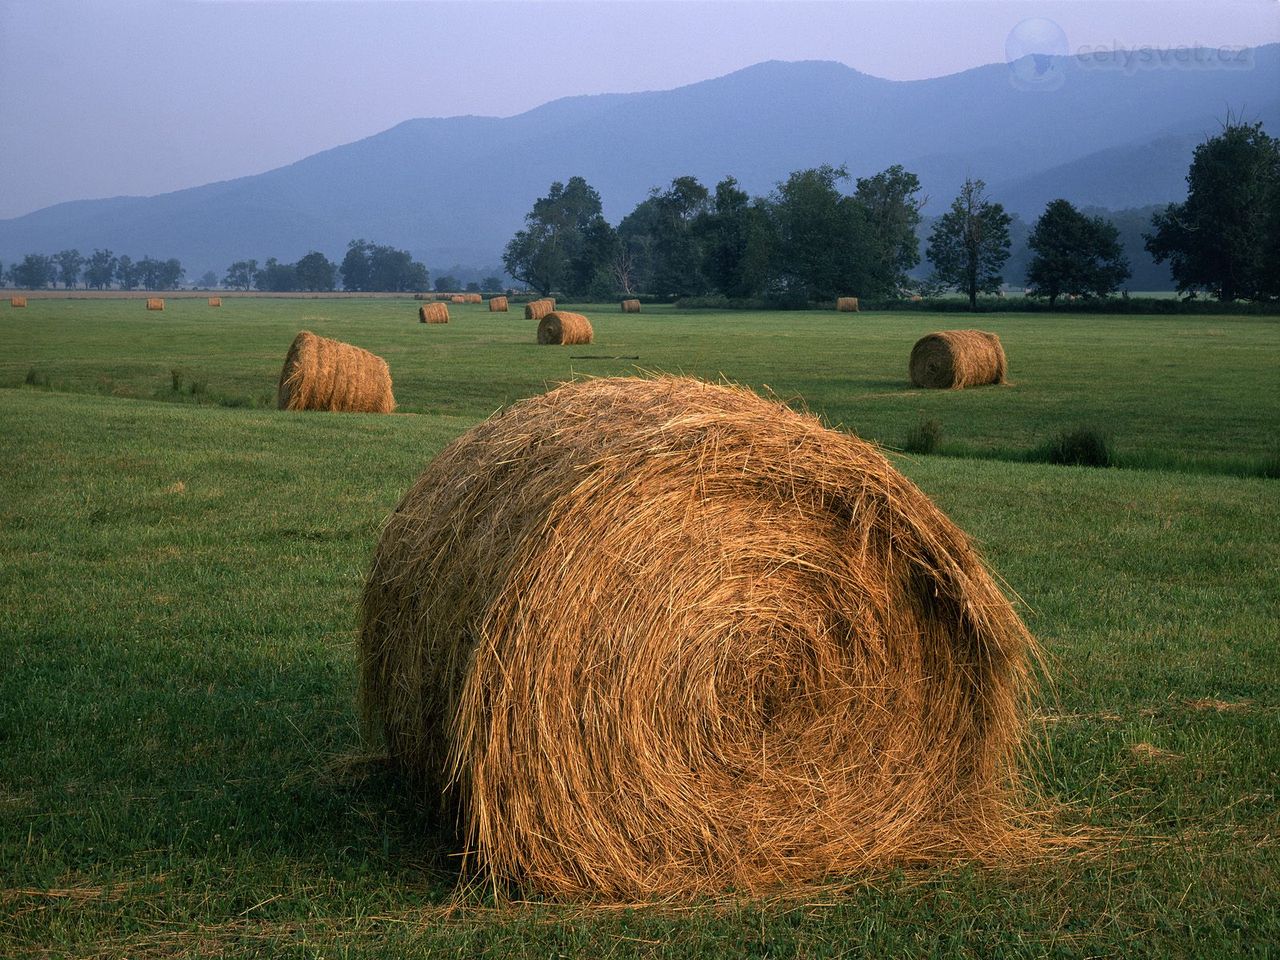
<box><xmin>1</xmin><ymin>47</ymin><xmax>1275</xmax><ymax>279</ymax></box>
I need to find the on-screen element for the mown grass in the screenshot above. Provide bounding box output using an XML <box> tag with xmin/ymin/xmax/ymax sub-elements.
<box><xmin>1</xmin><ymin>301</ymin><xmax>1278</xmax><ymax>956</ymax></box>
<box><xmin>2</xmin><ymin>297</ymin><xmax>1277</xmax><ymax>476</ymax></box>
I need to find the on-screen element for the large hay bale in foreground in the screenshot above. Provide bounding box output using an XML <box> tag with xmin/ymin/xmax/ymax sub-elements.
<box><xmin>10</xmin><ymin>296</ymin><xmax>27</xmax><ymax>308</ymax></box>
<box><xmin>360</xmin><ymin>375</ymin><xmax>1037</xmax><ymax>897</ymax></box>
<box><xmin>488</xmin><ymin>296</ymin><xmax>508</xmax><ymax>312</ymax></box>
<box><xmin>836</xmin><ymin>296</ymin><xmax>860</xmax><ymax>312</ymax></box>
<box><xmin>909</xmin><ymin>329</ymin><xmax>1007</xmax><ymax>389</ymax></box>
<box><xmin>277</xmin><ymin>330</ymin><xmax>394</xmax><ymax>413</ymax></box>
<box><xmin>621</xmin><ymin>298</ymin><xmax>641</xmax><ymax>313</ymax></box>
<box><xmin>146</xmin><ymin>298</ymin><xmax>165</xmax><ymax>311</ymax></box>
<box><xmin>419</xmin><ymin>303</ymin><xmax>449</xmax><ymax>324</ymax></box>
<box><xmin>208</xmin><ymin>297</ymin><xmax>222</xmax><ymax>307</ymax></box>
<box><xmin>524</xmin><ymin>298</ymin><xmax>553</xmax><ymax>320</ymax></box>
<box><xmin>536</xmin><ymin>310</ymin><xmax>593</xmax><ymax>345</ymax></box>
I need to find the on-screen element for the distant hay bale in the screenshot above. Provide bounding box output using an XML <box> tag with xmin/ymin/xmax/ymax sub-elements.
<box><xmin>909</xmin><ymin>330</ymin><xmax>1008</xmax><ymax>389</ymax></box>
<box><xmin>536</xmin><ymin>310</ymin><xmax>593</xmax><ymax>345</ymax></box>
<box><xmin>277</xmin><ymin>330</ymin><xmax>395</xmax><ymax>413</ymax></box>
<box><xmin>360</xmin><ymin>375</ymin><xmax>1038</xmax><ymax>897</ymax></box>
<box><xmin>450</xmin><ymin>295</ymin><xmax>466</xmax><ymax>304</ymax></box>
<box><xmin>466</xmin><ymin>293</ymin><xmax>483</xmax><ymax>304</ymax></box>
<box><xmin>146</xmin><ymin>298</ymin><xmax>165</xmax><ymax>311</ymax></box>
<box><xmin>419</xmin><ymin>303</ymin><xmax>449</xmax><ymax>324</ymax></box>
<box><xmin>911</xmin><ymin>295</ymin><xmax>924</xmax><ymax>303</ymax></box>
<box><xmin>524</xmin><ymin>298</ymin><xmax>554</xmax><ymax>320</ymax></box>
<box><xmin>621</xmin><ymin>299</ymin><xmax>641</xmax><ymax>313</ymax></box>
<box><xmin>488</xmin><ymin>296</ymin><xmax>509</xmax><ymax>312</ymax></box>
<box><xmin>10</xmin><ymin>296</ymin><xmax>27</xmax><ymax>308</ymax></box>
<box><xmin>208</xmin><ymin>297</ymin><xmax>222</xmax><ymax>307</ymax></box>
<box><xmin>836</xmin><ymin>297</ymin><xmax>860</xmax><ymax>312</ymax></box>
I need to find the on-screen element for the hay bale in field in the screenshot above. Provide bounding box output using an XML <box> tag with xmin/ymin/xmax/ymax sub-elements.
<box><xmin>524</xmin><ymin>298</ymin><xmax>554</xmax><ymax>320</ymax></box>
<box><xmin>836</xmin><ymin>296</ymin><xmax>860</xmax><ymax>312</ymax></box>
<box><xmin>419</xmin><ymin>303</ymin><xmax>449</xmax><ymax>324</ymax></box>
<box><xmin>488</xmin><ymin>296</ymin><xmax>509</xmax><ymax>312</ymax></box>
<box><xmin>360</xmin><ymin>375</ymin><xmax>1038</xmax><ymax>897</ymax></box>
<box><xmin>621</xmin><ymin>298</ymin><xmax>641</xmax><ymax>313</ymax></box>
<box><xmin>466</xmin><ymin>293</ymin><xmax>483</xmax><ymax>304</ymax></box>
<box><xmin>10</xmin><ymin>296</ymin><xmax>27</xmax><ymax>308</ymax></box>
<box><xmin>450</xmin><ymin>295</ymin><xmax>466</xmax><ymax>304</ymax></box>
<box><xmin>536</xmin><ymin>310</ymin><xmax>593</xmax><ymax>345</ymax></box>
<box><xmin>909</xmin><ymin>329</ymin><xmax>1007</xmax><ymax>389</ymax></box>
<box><xmin>277</xmin><ymin>330</ymin><xmax>395</xmax><ymax>413</ymax></box>
<box><xmin>208</xmin><ymin>297</ymin><xmax>222</xmax><ymax>307</ymax></box>
<box><xmin>146</xmin><ymin>298</ymin><xmax>165</xmax><ymax>311</ymax></box>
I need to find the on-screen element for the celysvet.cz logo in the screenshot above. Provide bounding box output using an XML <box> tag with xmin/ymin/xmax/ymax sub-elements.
<box><xmin>1076</xmin><ymin>42</ymin><xmax>1254</xmax><ymax>73</ymax></box>
<box><xmin>1006</xmin><ymin>18</ymin><xmax>1070</xmax><ymax>91</ymax></box>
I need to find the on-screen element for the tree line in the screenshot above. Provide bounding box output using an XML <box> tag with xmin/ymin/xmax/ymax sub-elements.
<box><xmin>1</xmin><ymin>250</ymin><xmax>186</xmax><ymax>291</ymax></box>
<box><xmin>503</xmin><ymin>121</ymin><xmax>1278</xmax><ymax>305</ymax></box>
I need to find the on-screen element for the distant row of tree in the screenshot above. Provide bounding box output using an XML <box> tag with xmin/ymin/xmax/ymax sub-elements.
<box><xmin>0</xmin><ymin>250</ymin><xmax>187</xmax><ymax>291</ymax></box>
<box><xmin>502</xmin><ymin>121</ymin><xmax>1278</xmax><ymax>304</ymax></box>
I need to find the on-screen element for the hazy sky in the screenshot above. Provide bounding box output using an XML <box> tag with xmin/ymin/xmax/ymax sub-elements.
<box><xmin>1</xmin><ymin>0</ymin><xmax>1276</xmax><ymax>219</ymax></box>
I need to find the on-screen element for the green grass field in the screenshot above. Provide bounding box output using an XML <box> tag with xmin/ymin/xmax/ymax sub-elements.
<box><xmin>2</xmin><ymin>299</ymin><xmax>1278</xmax><ymax>957</ymax></box>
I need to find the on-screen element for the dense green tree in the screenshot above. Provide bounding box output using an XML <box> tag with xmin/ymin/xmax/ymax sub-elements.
<box><xmin>223</xmin><ymin>259</ymin><xmax>257</xmax><ymax>291</ymax></box>
<box><xmin>852</xmin><ymin>165</ymin><xmax>925</xmax><ymax>298</ymax></box>
<box><xmin>480</xmin><ymin>275</ymin><xmax>503</xmax><ymax>292</ymax></box>
<box><xmin>11</xmin><ymin>253</ymin><xmax>55</xmax><ymax>289</ymax></box>
<box><xmin>294</xmin><ymin>252</ymin><xmax>336</xmax><ymax>292</ymax></box>
<box><xmin>159</xmin><ymin>258</ymin><xmax>184</xmax><ymax>290</ymax></box>
<box><xmin>927</xmin><ymin>177</ymin><xmax>1013</xmax><ymax>309</ymax></box>
<box><xmin>434</xmin><ymin>274</ymin><xmax>459</xmax><ymax>292</ymax></box>
<box><xmin>198</xmin><ymin>270</ymin><xmax>218</xmax><ymax>289</ymax></box>
<box><xmin>255</xmin><ymin>257</ymin><xmax>298</xmax><ymax>292</ymax></box>
<box><xmin>618</xmin><ymin>176</ymin><xmax>710</xmax><ymax>296</ymax></box>
<box><xmin>1026</xmin><ymin>199</ymin><xmax>1130</xmax><ymax>305</ymax></box>
<box><xmin>1145</xmin><ymin>121</ymin><xmax>1280</xmax><ymax>301</ymax></box>
<box><xmin>54</xmin><ymin>249</ymin><xmax>83</xmax><ymax>289</ymax></box>
<box><xmin>84</xmin><ymin>249</ymin><xmax>117</xmax><ymax>290</ymax></box>
<box><xmin>503</xmin><ymin>177</ymin><xmax>615</xmax><ymax>296</ymax></box>
<box><xmin>695</xmin><ymin>177</ymin><xmax>775</xmax><ymax>298</ymax></box>
<box><xmin>769</xmin><ymin>165</ymin><xmax>867</xmax><ymax>302</ymax></box>
<box><xmin>339</xmin><ymin>241</ymin><xmax>372</xmax><ymax>292</ymax></box>
<box><xmin>341</xmin><ymin>240</ymin><xmax>427</xmax><ymax>292</ymax></box>
<box><xmin>115</xmin><ymin>255</ymin><xmax>139</xmax><ymax>291</ymax></box>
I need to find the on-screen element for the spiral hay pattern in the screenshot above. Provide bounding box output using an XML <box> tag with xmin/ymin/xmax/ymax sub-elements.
<box><xmin>360</xmin><ymin>376</ymin><xmax>1037</xmax><ymax>897</ymax></box>
<box><xmin>536</xmin><ymin>311</ymin><xmax>593</xmax><ymax>345</ymax></box>
<box><xmin>524</xmin><ymin>298</ymin><xmax>554</xmax><ymax>320</ymax></box>
<box><xmin>909</xmin><ymin>329</ymin><xmax>1007</xmax><ymax>389</ymax></box>
<box><xmin>276</xmin><ymin>331</ymin><xmax>395</xmax><ymax>413</ymax></box>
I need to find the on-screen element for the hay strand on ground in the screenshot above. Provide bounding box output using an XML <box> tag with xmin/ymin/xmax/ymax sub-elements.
<box><xmin>360</xmin><ymin>375</ymin><xmax>1038</xmax><ymax>897</ymax></box>
<box><xmin>488</xmin><ymin>296</ymin><xmax>509</xmax><ymax>312</ymax></box>
<box><xmin>909</xmin><ymin>329</ymin><xmax>1007</xmax><ymax>389</ymax></box>
<box><xmin>419</xmin><ymin>303</ymin><xmax>449</xmax><ymax>324</ymax></box>
<box><xmin>536</xmin><ymin>311</ymin><xmax>593</xmax><ymax>345</ymax></box>
<box><xmin>836</xmin><ymin>296</ymin><xmax>860</xmax><ymax>312</ymax></box>
<box><xmin>146</xmin><ymin>298</ymin><xmax>165</xmax><ymax>311</ymax></box>
<box><xmin>276</xmin><ymin>330</ymin><xmax>395</xmax><ymax>413</ymax></box>
<box><xmin>621</xmin><ymin>299</ymin><xmax>641</xmax><ymax>313</ymax></box>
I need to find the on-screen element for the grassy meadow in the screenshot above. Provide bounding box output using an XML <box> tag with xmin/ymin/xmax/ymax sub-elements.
<box><xmin>1</xmin><ymin>298</ymin><xmax>1278</xmax><ymax>957</ymax></box>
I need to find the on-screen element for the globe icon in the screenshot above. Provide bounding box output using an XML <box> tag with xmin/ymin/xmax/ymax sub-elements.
<box><xmin>1006</xmin><ymin>18</ymin><xmax>1069</xmax><ymax>91</ymax></box>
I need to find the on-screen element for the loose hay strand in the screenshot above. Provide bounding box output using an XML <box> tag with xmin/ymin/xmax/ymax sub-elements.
<box><xmin>909</xmin><ymin>329</ymin><xmax>1007</xmax><ymax>389</ymax></box>
<box><xmin>360</xmin><ymin>375</ymin><xmax>1040</xmax><ymax>898</ymax></box>
<box><xmin>277</xmin><ymin>330</ymin><xmax>395</xmax><ymax>413</ymax></box>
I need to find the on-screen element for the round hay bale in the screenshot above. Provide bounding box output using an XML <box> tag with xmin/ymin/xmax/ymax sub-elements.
<box><xmin>488</xmin><ymin>296</ymin><xmax>509</xmax><ymax>312</ymax></box>
<box><xmin>466</xmin><ymin>293</ymin><xmax>483</xmax><ymax>304</ymax></box>
<box><xmin>10</xmin><ymin>296</ymin><xmax>27</xmax><ymax>308</ymax></box>
<box><xmin>524</xmin><ymin>298</ymin><xmax>553</xmax><ymax>320</ymax></box>
<box><xmin>836</xmin><ymin>296</ymin><xmax>860</xmax><ymax>312</ymax></box>
<box><xmin>536</xmin><ymin>310</ymin><xmax>593</xmax><ymax>345</ymax></box>
<box><xmin>909</xmin><ymin>329</ymin><xmax>1007</xmax><ymax>389</ymax></box>
<box><xmin>277</xmin><ymin>330</ymin><xmax>395</xmax><ymax>413</ymax></box>
<box><xmin>419</xmin><ymin>303</ymin><xmax>449</xmax><ymax>324</ymax></box>
<box><xmin>360</xmin><ymin>375</ymin><xmax>1037</xmax><ymax>897</ymax></box>
<box><xmin>208</xmin><ymin>297</ymin><xmax>222</xmax><ymax>307</ymax></box>
<box><xmin>146</xmin><ymin>298</ymin><xmax>165</xmax><ymax>311</ymax></box>
<box><xmin>621</xmin><ymin>298</ymin><xmax>641</xmax><ymax>313</ymax></box>
<box><xmin>450</xmin><ymin>294</ymin><xmax>466</xmax><ymax>304</ymax></box>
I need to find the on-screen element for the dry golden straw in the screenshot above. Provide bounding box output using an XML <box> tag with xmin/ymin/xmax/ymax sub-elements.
<box><xmin>360</xmin><ymin>375</ymin><xmax>1038</xmax><ymax>898</ymax></box>
<box><xmin>836</xmin><ymin>297</ymin><xmax>860</xmax><ymax>312</ymax></box>
<box><xmin>146</xmin><ymin>298</ymin><xmax>165</xmax><ymax>311</ymax></box>
<box><xmin>450</xmin><ymin>295</ymin><xmax>466</xmax><ymax>304</ymax></box>
<box><xmin>208</xmin><ymin>297</ymin><xmax>222</xmax><ymax>307</ymax></box>
<box><xmin>488</xmin><ymin>296</ymin><xmax>509</xmax><ymax>312</ymax></box>
<box><xmin>909</xmin><ymin>330</ymin><xmax>1007</xmax><ymax>389</ymax></box>
<box><xmin>621</xmin><ymin>299</ymin><xmax>641</xmax><ymax>313</ymax></box>
<box><xmin>536</xmin><ymin>310</ymin><xmax>593</xmax><ymax>345</ymax></box>
<box><xmin>466</xmin><ymin>293</ymin><xmax>483</xmax><ymax>304</ymax></box>
<box><xmin>419</xmin><ymin>303</ymin><xmax>449</xmax><ymax>324</ymax></box>
<box><xmin>10</xmin><ymin>296</ymin><xmax>27</xmax><ymax>308</ymax></box>
<box><xmin>524</xmin><ymin>298</ymin><xmax>554</xmax><ymax>320</ymax></box>
<box><xmin>276</xmin><ymin>330</ymin><xmax>395</xmax><ymax>413</ymax></box>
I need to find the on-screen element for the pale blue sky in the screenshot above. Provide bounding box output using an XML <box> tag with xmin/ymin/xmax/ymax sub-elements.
<box><xmin>1</xmin><ymin>0</ymin><xmax>1276</xmax><ymax>218</ymax></box>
